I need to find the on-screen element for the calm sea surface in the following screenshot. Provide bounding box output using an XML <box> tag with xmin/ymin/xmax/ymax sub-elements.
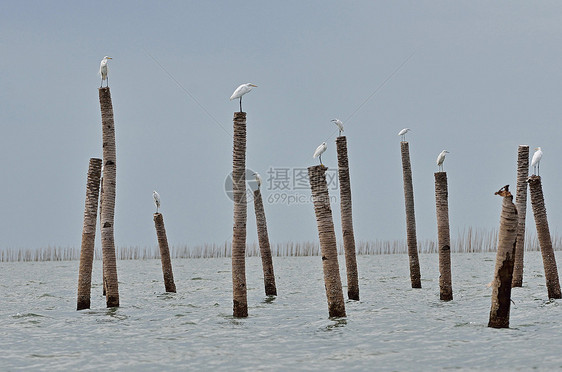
<box><xmin>1</xmin><ymin>252</ymin><xmax>561</xmax><ymax>371</ymax></box>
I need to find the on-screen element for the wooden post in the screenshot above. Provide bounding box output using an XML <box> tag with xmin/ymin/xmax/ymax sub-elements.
<box><xmin>76</xmin><ymin>158</ymin><xmax>102</xmax><ymax>310</ymax></box>
<box><xmin>308</xmin><ymin>165</ymin><xmax>346</xmax><ymax>318</ymax></box>
<box><xmin>512</xmin><ymin>145</ymin><xmax>529</xmax><ymax>287</ymax></box>
<box><xmin>99</xmin><ymin>87</ymin><xmax>119</xmax><ymax>307</ymax></box>
<box><xmin>434</xmin><ymin>172</ymin><xmax>453</xmax><ymax>301</ymax></box>
<box><xmin>527</xmin><ymin>176</ymin><xmax>562</xmax><ymax>299</ymax></box>
<box><xmin>232</xmin><ymin>112</ymin><xmax>248</xmax><ymax>317</ymax></box>
<box><xmin>253</xmin><ymin>188</ymin><xmax>277</xmax><ymax>296</ymax></box>
<box><xmin>153</xmin><ymin>213</ymin><xmax>176</xmax><ymax>293</ymax></box>
<box><xmin>488</xmin><ymin>186</ymin><xmax>518</xmax><ymax>328</ymax></box>
<box><xmin>335</xmin><ymin>136</ymin><xmax>360</xmax><ymax>300</ymax></box>
<box><xmin>400</xmin><ymin>141</ymin><xmax>422</xmax><ymax>288</ymax></box>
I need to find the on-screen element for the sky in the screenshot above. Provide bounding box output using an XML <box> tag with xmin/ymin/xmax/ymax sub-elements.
<box><xmin>2</xmin><ymin>1</ymin><xmax>562</xmax><ymax>251</ymax></box>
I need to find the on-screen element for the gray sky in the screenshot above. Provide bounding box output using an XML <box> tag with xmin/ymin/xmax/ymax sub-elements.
<box><xmin>2</xmin><ymin>1</ymin><xmax>562</xmax><ymax>250</ymax></box>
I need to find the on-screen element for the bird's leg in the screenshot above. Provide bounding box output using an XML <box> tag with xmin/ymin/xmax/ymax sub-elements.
<box><xmin>239</xmin><ymin>97</ymin><xmax>242</xmax><ymax>113</ymax></box>
<box><xmin>319</xmin><ymin>154</ymin><xmax>322</xmax><ymax>165</ymax></box>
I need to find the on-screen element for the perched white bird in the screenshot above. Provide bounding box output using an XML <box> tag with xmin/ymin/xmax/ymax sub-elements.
<box><xmin>331</xmin><ymin>119</ymin><xmax>344</xmax><ymax>137</ymax></box>
<box><xmin>253</xmin><ymin>172</ymin><xmax>262</xmax><ymax>188</ymax></box>
<box><xmin>230</xmin><ymin>83</ymin><xmax>257</xmax><ymax>112</ymax></box>
<box><xmin>99</xmin><ymin>56</ymin><xmax>112</xmax><ymax>88</ymax></box>
<box><xmin>153</xmin><ymin>190</ymin><xmax>161</xmax><ymax>213</ymax></box>
<box><xmin>531</xmin><ymin>147</ymin><xmax>543</xmax><ymax>176</ymax></box>
<box><xmin>436</xmin><ymin>150</ymin><xmax>449</xmax><ymax>172</ymax></box>
<box><xmin>398</xmin><ymin>128</ymin><xmax>411</xmax><ymax>141</ymax></box>
<box><xmin>313</xmin><ymin>142</ymin><xmax>327</xmax><ymax>165</ymax></box>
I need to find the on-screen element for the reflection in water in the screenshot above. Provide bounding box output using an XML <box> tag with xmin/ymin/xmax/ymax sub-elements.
<box><xmin>324</xmin><ymin>318</ymin><xmax>347</xmax><ymax>331</ymax></box>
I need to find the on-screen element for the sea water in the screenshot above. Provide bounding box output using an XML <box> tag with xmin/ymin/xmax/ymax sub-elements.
<box><xmin>1</xmin><ymin>252</ymin><xmax>561</xmax><ymax>371</ymax></box>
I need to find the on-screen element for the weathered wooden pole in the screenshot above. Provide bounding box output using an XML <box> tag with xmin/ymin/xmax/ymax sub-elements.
<box><xmin>253</xmin><ymin>188</ymin><xmax>277</xmax><ymax>296</ymax></box>
<box><xmin>232</xmin><ymin>112</ymin><xmax>248</xmax><ymax>317</ymax></box>
<box><xmin>99</xmin><ymin>87</ymin><xmax>119</xmax><ymax>307</ymax></box>
<box><xmin>308</xmin><ymin>165</ymin><xmax>346</xmax><ymax>318</ymax></box>
<box><xmin>153</xmin><ymin>213</ymin><xmax>176</xmax><ymax>293</ymax></box>
<box><xmin>400</xmin><ymin>141</ymin><xmax>422</xmax><ymax>288</ymax></box>
<box><xmin>76</xmin><ymin>158</ymin><xmax>102</xmax><ymax>310</ymax></box>
<box><xmin>528</xmin><ymin>175</ymin><xmax>562</xmax><ymax>299</ymax></box>
<box><xmin>434</xmin><ymin>172</ymin><xmax>453</xmax><ymax>301</ymax></box>
<box><xmin>488</xmin><ymin>186</ymin><xmax>518</xmax><ymax>328</ymax></box>
<box><xmin>335</xmin><ymin>136</ymin><xmax>360</xmax><ymax>300</ymax></box>
<box><xmin>512</xmin><ymin>145</ymin><xmax>529</xmax><ymax>287</ymax></box>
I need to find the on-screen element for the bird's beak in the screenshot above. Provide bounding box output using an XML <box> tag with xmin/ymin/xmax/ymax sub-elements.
<box><xmin>107</xmin><ymin>57</ymin><xmax>113</xmax><ymax>59</ymax></box>
<box><xmin>250</xmin><ymin>84</ymin><xmax>257</xmax><ymax>87</ymax></box>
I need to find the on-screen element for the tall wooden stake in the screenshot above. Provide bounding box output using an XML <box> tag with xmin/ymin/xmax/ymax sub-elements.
<box><xmin>99</xmin><ymin>87</ymin><xmax>119</xmax><ymax>308</ymax></box>
<box><xmin>253</xmin><ymin>188</ymin><xmax>277</xmax><ymax>296</ymax></box>
<box><xmin>488</xmin><ymin>186</ymin><xmax>518</xmax><ymax>328</ymax></box>
<box><xmin>400</xmin><ymin>141</ymin><xmax>422</xmax><ymax>288</ymax></box>
<box><xmin>528</xmin><ymin>175</ymin><xmax>562</xmax><ymax>299</ymax></box>
<box><xmin>435</xmin><ymin>171</ymin><xmax>453</xmax><ymax>301</ymax></box>
<box><xmin>308</xmin><ymin>165</ymin><xmax>346</xmax><ymax>318</ymax></box>
<box><xmin>336</xmin><ymin>136</ymin><xmax>359</xmax><ymax>300</ymax></box>
<box><xmin>153</xmin><ymin>213</ymin><xmax>176</xmax><ymax>293</ymax></box>
<box><xmin>232</xmin><ymin>112</ymin><xmax>248</xmax><ymax>317</ymax></box>
<box><xmin>76</xmin><ymin>158</ymin><xmax>102</xmax><ymax>310</ymax></box>
<box><xmin>512</xmin><ymin>145</ymin><xmax>529</xmax><ymax>287</ymax></box>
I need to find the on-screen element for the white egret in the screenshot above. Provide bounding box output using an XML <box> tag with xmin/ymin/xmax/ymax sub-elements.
<box><xmin>230</xmin><ymin>83</ymin><xmax>257</xmax><ymax>112</ymax></box>
<box><xmin>398</xmin><ymin>128</ymin><xmax>411</xmax><ymax>141</ymax></box>
<box><xmin>153</xmin><ymin>190</ymin><xmax>161</xmax><ymax>213</ymax></box>
<box><xmin>331</xmin><ymin>119</ymin><xmax>344</xmax><ymax>136</ymax></box>
<box><xmin>253</xmin><ymin>172</ymin><xmax>262</xmax><ymax>188</ymax></box>
<box><xmin>99</xmin><ymin>56</ymin><xmax>112</xmax><ymax>88</ymax></box>
<box><xmin>313</xmin><ymin>142</ymin><xmax>327</xmax><ymax>165</ymax></box>
<box><xmin>531</xmin><ymin>147</ymin><xmax>543</xmax><ymax>176</ymax></box>
<box><xmin>436</xmin><ymin>150</ymin><xmax>449</xmax><ymax>172</ymax></box>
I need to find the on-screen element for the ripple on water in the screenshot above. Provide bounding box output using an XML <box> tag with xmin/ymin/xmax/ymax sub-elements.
<box><xmin>0</xmin><ymin>253</ymin><xmax>561</xmax><ymax>370</ymax></box>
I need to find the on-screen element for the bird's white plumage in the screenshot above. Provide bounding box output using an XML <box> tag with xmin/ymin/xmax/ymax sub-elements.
<box><xmin>531</xmin><ymin>147</ymin><xmax>542</xmax><ymax>167</ymax></box>
<box><xmin>436</xmin><ymin>150</ymin><xmax>449</xmax><ymax>171</ymax></box>
<box><xmin>398</xmin><ymin>128</ymin><xmax>410</xmax><ymax>136</ymax></box>
<box><xmin>532</xmin><ymin>147</ymin><xmax>543</xmax><ymax>175</ymax></box>
<box><xmin>230</xmin><ymin>83</ymin><xmax>257</xmax><ymax>100</ymax></box>
<box><xmin>253</xmin><ymin>172</ymin><xmax>262</xmax><ymax>188</ymax></box>
<box><xmin>153</xmin><ymin>190</ymin><xmax>161</xmax><ymax>213</ymax></box>
<box><xmin>99</xmin><ymin>56</ymin><xmax>112</xmax><ymax>83</ymax></box>
<box><xmin>331</xmin><ymin>119</ymin><xmax>344</xmax><ymax>135</ymax></box>
<box><xmin>313</xmin><ymin>142</ymin><xmax>327</xmax><ymax>158</ymax></box>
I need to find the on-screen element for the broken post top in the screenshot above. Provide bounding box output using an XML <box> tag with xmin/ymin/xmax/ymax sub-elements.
<box><xmin>527</xmin><ymin>175</ymin><xmax>541</xmax><ymax>184</ymax></box>
<box><xmin>494</xmin><ymin>185</ymin><xmax>512</xmax><ymax>198</ymax></box>
<box><xmin>434</xmin><ymin>171</ymin><xmax>447</xmax><ymax>178</ymax></box>
<box><xmin>308</xmin><ymin>165</ymin><xmax>328</xmax><ymax>188</ymax></box>
<box><xmin>233</xmin><ymin>111</ymin><xmax>246</xmax><ymax>120</ymax></box>
<box><xmin>308</xmin><ymin>164</ymin><xmax>328</xmax><ymax>173</ymax></box>
<box><xmin>336</xmin><ymin>136</ymin><xmax>347</xmax><ymax>144</ymax></box>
